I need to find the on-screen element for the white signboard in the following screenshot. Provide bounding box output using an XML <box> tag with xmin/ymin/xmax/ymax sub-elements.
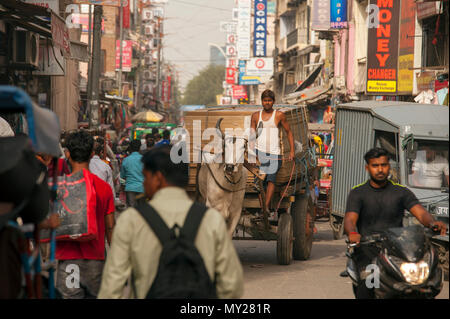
<box><xmin>246</xmin><ymin>57</ymin><xmax>273</xmax><ymax>81</ymax></box>
<box><xmin>226</xmin><ymin>45</ymin><xmax>237</xmax><ymax>57</ymax></box>
<box><xmin>237</xmin><ymin>0</ymin><xmax>251</xmax><ymax>60</ymax></box>
<box><xmin>226</xmin><ymin>58</ymin><xmax>237</xmax><ymax>68</ymax></box>
<box><xmin>220</xmin><ymin>21</ymin><xmax>237</xmax><ymax>33</ymax></box>
<box><xmin>227</xmin><ymin>33</ymin><xmax>236</xmax><ymax>45</ymax></box>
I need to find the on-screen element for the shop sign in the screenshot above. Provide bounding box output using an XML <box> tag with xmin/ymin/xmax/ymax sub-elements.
<box><xmin>366</xmin><ymin>0</ymin><xmax>400</xmax><ymax>94</ymax></box>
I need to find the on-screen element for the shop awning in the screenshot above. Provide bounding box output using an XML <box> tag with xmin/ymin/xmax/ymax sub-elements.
<box><xmin>294</xmin><ymin>64</ymin><xmax>323</xmax><ymax>92</ymax></box>
<box><xmin>70</xmin><ymin>40</ymin><xmax>89</xmax><ymax>62</ymax></box>
<box><xmin>283</xmin><ymin>84</ymin><xmax>332</xmax><ymax>105</ymax></box>
<box><xmin>0</xmin><ymin>0</ymin><xmax>82</xmax><ymax>60</ymax></box>
<box><xmin>0</xmin><ymin>0</ymin><xmax>52</xmax><ymax>37</ymax></box>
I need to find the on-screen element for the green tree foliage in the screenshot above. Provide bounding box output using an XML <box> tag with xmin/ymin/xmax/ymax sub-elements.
<box><xmin>182</xmin><ymin>64</ymin><xmax>225</xmax><ymax>106</ymax></box>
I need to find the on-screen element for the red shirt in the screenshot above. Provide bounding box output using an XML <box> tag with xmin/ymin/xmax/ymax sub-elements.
<box><xmin>56</xmin><ymin>171</ymin><xmax>115</xmax><ymax>260</ymax></box>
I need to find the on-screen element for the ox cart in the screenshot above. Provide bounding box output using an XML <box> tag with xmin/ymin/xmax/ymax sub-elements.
<box><xmin>183</xmin><ymin>105</ymin><xmax>316</xmax><ymax>265</ymax></box>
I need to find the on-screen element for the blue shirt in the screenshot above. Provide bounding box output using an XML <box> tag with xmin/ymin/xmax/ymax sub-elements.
<box><xmin>156</xmin><ymin>139</ymin><xmax>170</xmax><ymax>146</ymax></box>
<box><xmin>120</xmin><ymin>152</ymin><xmax>144</xmax><ymax>193</ymax></box>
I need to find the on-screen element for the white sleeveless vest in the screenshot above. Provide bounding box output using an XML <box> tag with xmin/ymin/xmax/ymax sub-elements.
<box><xmin>256</xmin><ymin>110</ymin><xmax>281</xmax><ymax>155</ymax></box>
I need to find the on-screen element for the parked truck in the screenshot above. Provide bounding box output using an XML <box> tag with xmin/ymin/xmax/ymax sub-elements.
<box><xmin>329</xmin><ymin>101</ymin><xmax>449</xmax><ymax>279</ymax></box>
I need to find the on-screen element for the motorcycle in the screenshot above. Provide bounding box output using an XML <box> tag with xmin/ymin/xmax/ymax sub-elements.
<box><xmin>346</xmin><ymin>225</ymin><xmax>443</xmax><ymax>299</ymax></box>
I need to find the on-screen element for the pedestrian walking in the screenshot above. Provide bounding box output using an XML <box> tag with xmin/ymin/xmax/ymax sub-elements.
<box><xmin>120</xmin><ymin>139</ymin><xmax>144</xmax><ymax>207</ymax></box>
<box><xmin>89</xmin><ymin>138</ymin><xmax>116</xmax><ymax>196</ymax></box>
<box><xmin>98</xmin><ymin>145</ymin><xmax>243</xmax><ymax>299</ymax></box>
<box><xmin>155</xmin><ymin>130</ymin><xmax>171</xmax><ymax>146</ymax></box>
<box><xmin>152</xmin><ymin>128</ymin><xmax>161</xmax><ymax>145</ymax></box>
<box><xmin>55</xmin><ymin>131</ymin><xmax>115</xmax><ymax>299</ymax></box>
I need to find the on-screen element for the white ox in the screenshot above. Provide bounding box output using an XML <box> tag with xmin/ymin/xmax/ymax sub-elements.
<box><xmin>197</xmin><ymin>119</ymin><xmax>248</xmax><ymax>237</ymax></box>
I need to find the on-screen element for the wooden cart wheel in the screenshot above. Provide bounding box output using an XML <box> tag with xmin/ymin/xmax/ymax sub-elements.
<box><xmin>291</xmin><ymin>194</ymin><xmax>314</xmax><ymax>260</ymax></box>
<box><xmin>277</xmin><ymin>213</ymin><xmax>293</xmax><ymax>265</ymax></box>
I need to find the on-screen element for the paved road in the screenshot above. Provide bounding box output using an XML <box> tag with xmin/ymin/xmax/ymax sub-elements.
<box><xmin>234</xmin><ymin>221</ymin><xmax>449</xmax><ymax>299</ymax></box>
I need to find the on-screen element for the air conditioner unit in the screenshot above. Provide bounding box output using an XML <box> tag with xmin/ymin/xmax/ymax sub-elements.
<box><xmin>142</xmin><ymin>8</ymin><xmax>153</xmax><ymax>21</ymax></box>
<box><xmin>145</xmin><ymin>24</ymin><xmax>154</xmax><ymax>35</ymax></box>
<box><xmin>144</xmin><ymin>54</ymin><xmax>153</xmax><ymax>65</ymax></box>
<box><xmin>11</xmin><ymin>30</ymin><xmax>39</xmax><ymax>68</ymax></box>
<box><xmin>152</xmin><ymin>38</ymin><xmax>159</xmax><ymax>49</ymax></box>
<box><xmin>143</xmin><ymin>82</ymin><xmax>154</xmax><ymax>94</ymax></box>
<box><xmin>143</xmin><ymin>70</ymin><xmax>155</xmax><ymax>80</ymax></box>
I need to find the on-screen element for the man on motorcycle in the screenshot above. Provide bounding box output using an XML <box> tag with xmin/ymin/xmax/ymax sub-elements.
<box><xmin>344</xmin><ymin>147</ymin><xmax>447</xmax><ymax>299</ymax></box>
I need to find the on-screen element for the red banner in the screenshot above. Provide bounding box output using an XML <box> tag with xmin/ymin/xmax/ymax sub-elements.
<box><xmin>167</xmin><ymin>76</ymin><xmax>172</xmax><ymax>102</ymax></box>
<box><xmin>115</xmin><ymin>40</ymin><xmax>132</xmax><ymax>72</ymax></box>
<box><xmin>122</xmin><ymin>0</ymin><xmax>130</xmax><ymax>29</ymax></box>
<box><xmin>226</xmin><ymin>68</ymin><xmax>236</xmax><ymax>84</ymax></box>
<box><xmin>232</xmin><ymin>85</ymin><xmax>247</xmax><ymax>99</ymax></box>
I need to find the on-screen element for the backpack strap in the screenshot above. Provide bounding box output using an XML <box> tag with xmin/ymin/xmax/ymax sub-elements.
<box><xmin>134</xmin><ymin>201</ymin><xmax>171</xmax><ymax>245</ymax></box>
<box><xmin>181</xmin><ymin>202</ymin><xmax>208</xmax><ymax>242</ymax></box>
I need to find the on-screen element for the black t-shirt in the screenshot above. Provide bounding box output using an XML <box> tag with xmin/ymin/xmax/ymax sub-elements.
<box><xmin>345</xmin><ymin>180</ymin><xmax>420</xmax><ymax>236</ymax></box>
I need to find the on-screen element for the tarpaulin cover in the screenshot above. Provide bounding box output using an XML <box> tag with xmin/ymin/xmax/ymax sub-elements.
<box><xmin>0</xmin><ymin>86</ymin><xmax>61</xmax><ymax>157</ymax></box>
<box><xmin>41</xmin><ymin>169</ymin><xmax>97</xmax><ymax>242</ymax></box>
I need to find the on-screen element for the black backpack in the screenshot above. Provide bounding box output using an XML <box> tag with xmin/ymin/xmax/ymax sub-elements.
<box><xmin>135</xmin><ymin>201</ymin><xmax>217</xmax><ymax>299</ymax></box>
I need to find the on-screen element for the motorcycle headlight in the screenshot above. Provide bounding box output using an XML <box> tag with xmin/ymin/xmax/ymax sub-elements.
<box><xmin>399</xmin><ymin>261</ymin><xmax>430</xmax><ymax>285</ymax></box>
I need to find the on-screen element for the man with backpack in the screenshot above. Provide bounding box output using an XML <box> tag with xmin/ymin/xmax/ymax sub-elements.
<box><xmin>98</xmin><ymin>145</ymin><xmax>244</xmax><ymax>299</ymax></box>
<box><xmin>55</xmin><ymin>131</ymin><xmax>115</xmax><ymax>299</ymax></box>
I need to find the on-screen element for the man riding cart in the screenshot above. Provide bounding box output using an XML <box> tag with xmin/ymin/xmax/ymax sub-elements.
<box><xmin>183</xmin><ymin>91</ymin><xmax>317</xmax><ymax>265</ymax></box>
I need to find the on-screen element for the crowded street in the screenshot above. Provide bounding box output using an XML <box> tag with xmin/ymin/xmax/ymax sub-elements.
<box><xmin>0</xmin><ymin>0</ymin><xmax>449</xmax><ymax>305</ymax></box>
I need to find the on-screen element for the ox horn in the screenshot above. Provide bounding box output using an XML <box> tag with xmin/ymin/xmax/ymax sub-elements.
<box><xmin>215</xmin><ymin>118</ymin><xmax>224</xmax><ymax>138</ymax></box>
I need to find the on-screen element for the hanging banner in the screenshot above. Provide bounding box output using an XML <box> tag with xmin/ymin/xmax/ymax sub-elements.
<box><xmin>237</xmin><ymin>0</ymin><xmax>251</xmax><ymax>60</ymax></box>
<box><xmin>115</xmin><ymin>40</ymin><xmax>132</xmax><ymax>72</ymax></box>
<box><xmin>232</xmin><ymin>85</ymin><xmax>248</xmax><ymax>99</ymax></box>
<box><xmin>253</xmin><ymin>0</ymin><xmax>267</xmax><ymax>57</ymax></box>
<box><xmin>330</xmin><ymin>0</ymin><xmax>347</xmax><ymax>28</ymax></box>
<box><xmin>226</xmin><ymin>68</ymin><xmax>237</xmax><ymax>84</ymax></box>
<box><xmin>366</xmin><ymin>0</ymin><xmax>400</xmax><ymax>95</ymax></box>
<box><xmin>311</xmin><ymin>0</ymin><xmax>330</xmax><ymax>30</ymax></box>
<box><xmin>122</xmin><ymin>0</ymin><xmax>130</xmax><ymax>29</ymax></box>
<box><xmin>398</xmin><ymin>0</ymin><xmax>416</xmax><ymax>94</ymax></box>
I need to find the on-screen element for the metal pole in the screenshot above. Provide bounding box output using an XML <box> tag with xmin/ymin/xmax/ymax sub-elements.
<box><xmin>136</xmin><ymin>3</ymin><xmax>143</xmax><ymax>111</ymax></box>
<box><xmin>156</xmin><ymin>17</ymin><xmax>161</xmax><ymax>110</ymax></box>
<box><xmin>86</xmin><ymin>4</ymin><xmax>93</xmax><ymax>118</ymax></box>
<box><xmin>88</xmin><ymin>5</ymin><xmax>92</xmax><ymax>55</ymax></box>
<box><xmin>118</xmin><ymin>1</ymin><xmax>123</xmax><ymax>98</ymax></box>
<box><xmin>89</xmin><ymin>5</ymin><xmax>103</xmax><ymax>129</ymax></box>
